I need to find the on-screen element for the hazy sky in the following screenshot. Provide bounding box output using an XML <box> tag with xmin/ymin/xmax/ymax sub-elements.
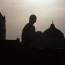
<box><xmin>0</xmin><ymin>0</ymin><xmax>65</xmax><ymax>40</ymax></box>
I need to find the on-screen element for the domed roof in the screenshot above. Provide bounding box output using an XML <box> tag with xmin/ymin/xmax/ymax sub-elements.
<box><xmin>43</xmin><ymin>21</ymin><xmax>64</xmax><ymax>39</ymax></box>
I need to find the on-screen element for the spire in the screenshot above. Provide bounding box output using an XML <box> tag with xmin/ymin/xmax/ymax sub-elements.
<box><xmin>50</xmin><ymin>20</ymin><xmax>55</xmax><ymax>29</ymax></box>
<box><xmin>52</xmin><ymin>20</ymin><xmax>53</xmax><ymax>24</ymax></box>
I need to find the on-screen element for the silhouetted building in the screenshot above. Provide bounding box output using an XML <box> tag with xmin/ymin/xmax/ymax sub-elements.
<box><xmin>43</xmin><ymin>21</ymin><xmax>65</xmax><ymax>48</ymax></box>
<box><xmin>0</xmin><ymin>13</ymin><xmax>6</xmax><ymax>40</ymax></box>
<box><xmin>36</xmin><ymin>31</ymin><xmax>43</xmax><ymax>49</ymax></box>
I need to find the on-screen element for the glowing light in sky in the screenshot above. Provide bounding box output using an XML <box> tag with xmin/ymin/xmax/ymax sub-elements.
<box><xmin>27</xmin><ymin>0</ymin><xmax>55</xmax><ymax>6</ymax></box>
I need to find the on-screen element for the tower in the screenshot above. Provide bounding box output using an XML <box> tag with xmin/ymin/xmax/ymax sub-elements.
<box><xmin>0</xmin><ymin>13</ymin><xmax>6</xmax><ymax>40</ymax></box>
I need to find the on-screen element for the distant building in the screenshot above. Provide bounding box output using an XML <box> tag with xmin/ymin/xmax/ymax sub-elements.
<box><xmin>43</xmin><ymin>21</ymin><xmax>65</xmax><ymax>48</ymax></box>
<box><xmin>0</xmin><ymin>13</ymin><xmax>6</xmax><ymax>40</ymax></box>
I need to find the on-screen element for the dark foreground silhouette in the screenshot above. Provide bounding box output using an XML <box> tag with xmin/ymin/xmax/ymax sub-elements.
<box><xmin>0</xmin><ymin>41</ymin><xmax>65</xmax><ymax>64</ymax></box>
<box><xmin>22</xmin><ymin>15</ymin><xmax>37</xmax><ymax>48</ymax></box>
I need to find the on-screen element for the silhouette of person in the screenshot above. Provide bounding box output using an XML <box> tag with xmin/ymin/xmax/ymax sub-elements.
<box><xmin>22</xmin><ymin>15</ymin><xmax>37</xmax><ymax>48</ymax></box>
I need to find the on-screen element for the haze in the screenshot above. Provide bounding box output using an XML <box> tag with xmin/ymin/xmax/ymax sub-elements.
<box><xmin>0</xmin><ymin>0</ymin><xmax>65</xmax><ymax>40</ymax></box>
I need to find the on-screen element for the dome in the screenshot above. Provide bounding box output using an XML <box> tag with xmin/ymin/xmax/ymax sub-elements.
<box><xmin>43</xmin><ymin>21</ymin><xmax>64</xmax><ymax>39</ymax></box>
